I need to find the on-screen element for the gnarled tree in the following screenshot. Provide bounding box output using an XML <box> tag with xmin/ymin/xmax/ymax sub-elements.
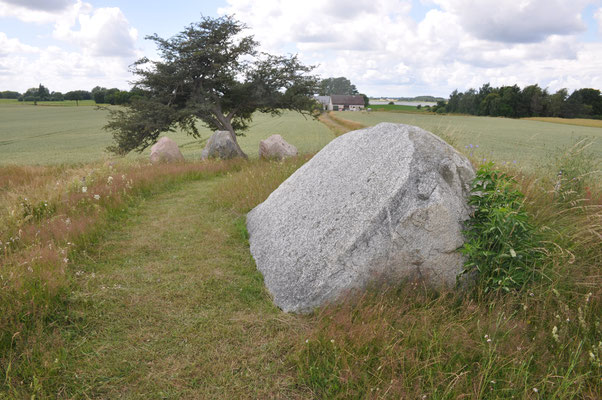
<box><xmin>106</xmin><ymin>15</ymin><xmax>319</xmax><ymax>157</ymax></box>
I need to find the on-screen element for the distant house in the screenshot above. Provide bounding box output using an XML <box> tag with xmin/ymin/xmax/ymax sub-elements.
<box><xmin>331</xmin><ymin>95</ymin><xmax>365</xmax><ymax>111</ymax></box>
<box><xmin>314</xmin><ymin>95</ymin><xmax>333</xmax><ymax>111</ymax></box>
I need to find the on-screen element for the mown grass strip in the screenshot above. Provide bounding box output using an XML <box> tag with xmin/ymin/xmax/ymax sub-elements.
<box><xmin>1</xmin><ymin>159</ymin><xmax>248</xmax><ymax>396</ymax></box>
<box><xmin>318</xmin><ymin>112</ymin><xmax>366</xmax><ymax>136</ymax></box>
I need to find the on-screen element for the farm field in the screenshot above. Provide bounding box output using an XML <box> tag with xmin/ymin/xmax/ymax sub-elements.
<box><xmin>0</xmin><ymin>103</ymin><xmax>334</xmax><ymax>165</ymax></box>
<box><xmin>336</xmin><ymin>111</ymin><xmax>602</xmax><ymax>169</ymax></box>
<box><xmin>0</xmin><ymin>98</ymin><xmax>96</xmax><ymax>106</ymax></box>
<box><xmin>367</xmin><ymin>103</ymin><xmax>426</xmax><ymax>112</ymax></box>
<box><xmin>1</xmin><ymin>106</ymin><xmax>600</xmax><ymax>397</ymax></box>
<box><xmin>523</xmin><ymin>116</ymin><xmax>602</xmax><ymax>128</ymax></box>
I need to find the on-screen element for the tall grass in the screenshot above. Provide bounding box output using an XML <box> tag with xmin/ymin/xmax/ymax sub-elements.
<box><xmin>1</xmin><ymin>135</ymin><xmax>599</xmax><ymax>397</ymax></box>
<box><xmin>290</xmin><ymin>143</ymin><xmax>600</xmax><ymax>398</ymax></box>
<box><xmin>208</xmin><ymin>141</ymin><xmax>600</xmax><ymax>398</ymax></box>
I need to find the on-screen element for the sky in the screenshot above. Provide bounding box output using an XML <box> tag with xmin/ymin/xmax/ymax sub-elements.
<box><xmin>1</xmin><ymin>0</ymin><xmax>601</xmax><ymax>97</ymax></box>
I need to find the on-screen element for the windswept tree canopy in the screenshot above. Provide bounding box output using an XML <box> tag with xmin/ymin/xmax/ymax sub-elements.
<box><xmin>106</xmin><ymin>15</ymin><xmax>319</xmax><ymax>155</ymax></box>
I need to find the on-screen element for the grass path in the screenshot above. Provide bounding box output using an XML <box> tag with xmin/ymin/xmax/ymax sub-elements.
<box><xmin>62</xmin><ymin>178</ymin><xmax>308</xmax><ymax>398</ymax></box>
<box><xmin>317</xmin><ymin>111</ymin><xmax>365</xmax><ymax>136</ymax></box>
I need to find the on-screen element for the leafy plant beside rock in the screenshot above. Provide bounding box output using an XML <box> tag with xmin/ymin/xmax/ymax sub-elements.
<box><xmin>460</xmin><ymin>163</ymin><xmax>543</xmax><ymax>292</ymax></box>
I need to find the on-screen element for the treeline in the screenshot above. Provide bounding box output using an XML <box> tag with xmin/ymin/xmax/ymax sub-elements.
<box><xmin>0</xmin><ymin>84</ymin><xmax>141</xmax><ymax>105</ymax></box>
<box><xmin>435</xmin><ymin>84</ymin><xmax>602</xmax><ymax>119</ymax></box>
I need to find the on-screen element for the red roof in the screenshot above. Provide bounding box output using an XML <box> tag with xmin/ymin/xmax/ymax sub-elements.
<box><xmin>330</xmin><ymin>95</ymin><xmax>365</xmax><ymax>106</ymax></box>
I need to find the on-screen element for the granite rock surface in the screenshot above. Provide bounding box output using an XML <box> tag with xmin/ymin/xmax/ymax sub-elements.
<box><xmin>247</xmin><ymin>123</ymin><xmax>475</xmax><ymax>313</ymax></box>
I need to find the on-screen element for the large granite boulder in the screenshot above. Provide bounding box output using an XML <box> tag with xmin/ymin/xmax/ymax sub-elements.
<box><xmin>201</xmin><ymin>130</ymin><xmax>247</xmax><ymax>160</ymax></box>
<box><xmin>259</xmin><ymin>134</ymin><xmax>298</xmax><ymax>160</ymax></box>
<box><xmin>149</xmin><ymin>137</ymin><xmax>184</xmax><ymax>163</ymax></box>
<box><xmin>246</xmin><ymin>123</ymin><xmax>475</xmax><ymax>313</ymax></box>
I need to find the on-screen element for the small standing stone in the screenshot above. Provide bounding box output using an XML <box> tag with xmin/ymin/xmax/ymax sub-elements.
<box><xmin>201</xmin><ymin>131</ymin><xmax>247</xmax><ymax>160</ymax></box>
<box><xmin>259</xmin><ymin>134</ymin><xmax>298</xmax><ymax>160</ymax></box>
<box><xmin>149</xmin><ymin>137</ymin><xmax>184</xmax><ymax>163</ymax></box>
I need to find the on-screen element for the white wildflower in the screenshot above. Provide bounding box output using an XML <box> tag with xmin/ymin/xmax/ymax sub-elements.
<box><xmin>533</xmin><ymin>388</ymin><xmax>538</xmax><ymax>393</ymax></box>
<box><xmin>107</xmin><ymin>176</ymin><xmax>113</xmax><ymax>184</ymax></box>
<box><xmin>552</xmin><ymin>326</ymin><xmax>559</xmax><ymax>343</ymax></box>
<box><xmin>94</xmin><ymin>194</ymin><xmax>100</xmax><ymax>200</ymax></box>
<box><xmin>81</xmin><ymin>186</ymin><xmax>87</xmax><ymax>193</ymax></box>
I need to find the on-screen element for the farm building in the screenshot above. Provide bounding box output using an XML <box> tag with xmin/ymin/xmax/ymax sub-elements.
<box><xmin>331</xmin><ymin>95</ymin><xmax>365</xmax><ymax>111</ymax></box>
<box><xmin>314</xmin><ymin>95</ymin><xmax>333</xmax><ymax>111</ymax></box>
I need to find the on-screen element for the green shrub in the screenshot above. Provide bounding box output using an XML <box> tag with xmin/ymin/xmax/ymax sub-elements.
<box><xmin>460</xmin><ymin>163</ymin><xmax>542</xmax><ymax>292</ymax></box>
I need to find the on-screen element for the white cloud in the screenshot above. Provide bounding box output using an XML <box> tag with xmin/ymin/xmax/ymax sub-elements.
<box><xmin>1</xmin><ymin>0</ymin><xmax>72</xmax><ymax>12</ymax></box>
<box><xmin>431</xmin><ymin>0</ymin><xmax>591</xmax><ymax>43</ymax></box>
<box><xmin>220</xmin><ymin>0</ymin><xmax>601</xmax><ymax>96</ymax></box>
<box><xmin>0</xmin><ymin>0</ymin><xmax>89</xmax><ymax>24</ymax></box>
<box><xmin>53</xmin><ymin>7</ymin><xmax>138</xmax><ymax>57</ymax></box>
<box><xmin>0</xmin><ymin>35</ymin><xmax>136</xmax><ymax>92</ymax></box>
<box><xmin>0</xmin><ymin>1</ymin><xmax>139</xmax><ymax>91</ymax></box>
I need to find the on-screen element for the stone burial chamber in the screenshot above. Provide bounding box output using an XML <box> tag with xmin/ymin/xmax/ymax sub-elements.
<box><xmin>246</xmin><ymin>123</ymin><xmax>476</xmax><ymax>313</ymax></box>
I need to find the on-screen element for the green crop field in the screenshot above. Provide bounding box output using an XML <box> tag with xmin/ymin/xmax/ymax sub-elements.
<box><xmin>367</xmin><ymin>103</ymin><xmax>425</xmax><ymax>112</ymax></box>
<box><xmin>336</xmin><ymin>111</ymin><xmax>602</xmax><ymax>169</ymax></box>
<box><xmin>0</xmin><ymin>99</ymin><xmax>97</xmax><ymax>106</ymax></box>
<box><xmin>0</xmin><ymin>102</ymin><xmax>334</xmax><ymax>165</ymax></box>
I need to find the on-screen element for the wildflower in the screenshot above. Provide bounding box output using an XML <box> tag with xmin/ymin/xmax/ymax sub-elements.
<box><xmin>533</xmin><ymin>387</ymin><xmax>538</xmax><ymax>393</ymax></box>
<box><xmin>107</xmin><ymin>176</ymin><xmax>113</xmax><ymax>184</ymax></box>
<box><xmin>487</xmin><ymin>338</ymin><xmax>492</xmax><ymax>343</ymax></box>
<box><xmin>513</xmin><ymin>160</ymin><xmax>517</xmax><ymax>164</ymax></box>
<box><xmin>94</xmin><ymin>194</ymin><xmax>100</xmax><ymax>200</ymax></box>
<box><xmin>65</xmin><ymin>218</ymin><xmax>71</xmax><ymax>226</ymax></box>
<box><xmin>82</xmin><ymin>186</ymin><xmax>87</xmax><ymax>193</ymax></box>
<box><xmin>475</xmin><ymin>144</ymin><xmax>479</xmax><ymax>148</ymax></box>
<box><xmin>552</xmin><ymin>326</ymin><xmax>559</xmax><ymax>342</ymax></box>
<box><xmin>305</xmin><ymin>339</ymin><xmax>309</xmax><ymax>343</ymax></box>
<box><xmin>330</xmin><ymin>339</ymin><xmax>335</xmax><ymax>344</ymax></box>
<box><xmin>578</xmin><ymin>307</ymin><xmax>586</xmax><ymax>329</ymax></box>
<box><xmin>63</xmin><ymin>257</ymin><xmax>68</xmax><ymax>264</ymax></box>
<box><xmin>469</xmin><ymin>144</ymin><xmax>473</xmax><ymax>148</ymax></box>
